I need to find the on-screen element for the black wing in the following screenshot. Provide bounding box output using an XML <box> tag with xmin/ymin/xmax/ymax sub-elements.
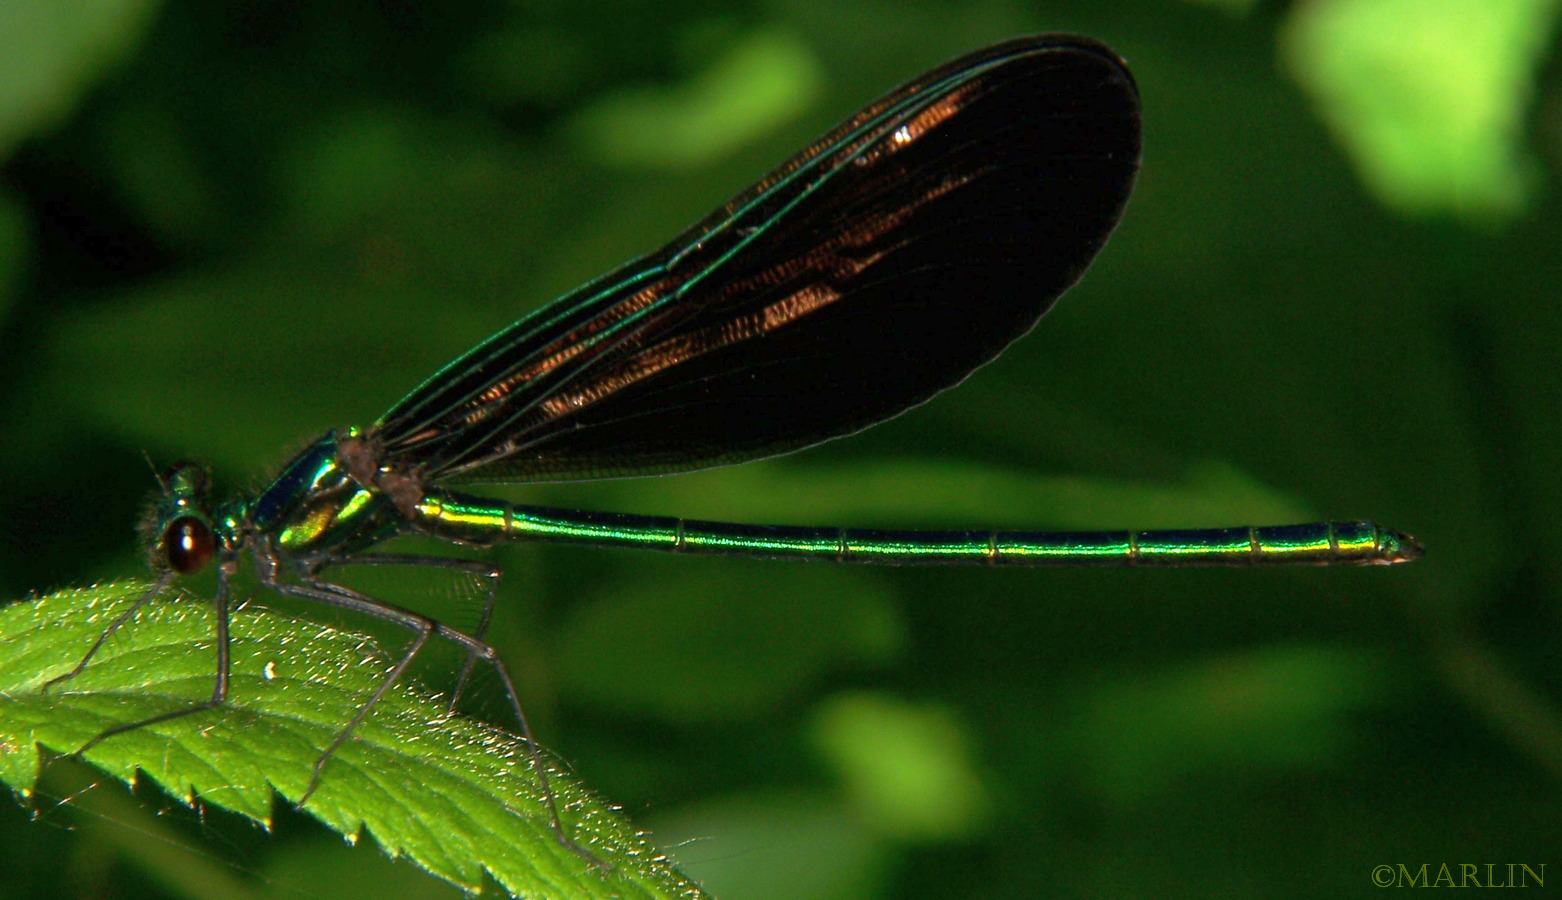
<box><xmin>373</xmin><ymin>35</ymin><xmax>1141</xmax><ymax>483</ymax></box>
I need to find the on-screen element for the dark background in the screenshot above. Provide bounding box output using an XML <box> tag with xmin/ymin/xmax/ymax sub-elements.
<box><xmin>0</xmin><ymin>0</ymin><xmax>1557</xmax><ymax>897</ymax></box>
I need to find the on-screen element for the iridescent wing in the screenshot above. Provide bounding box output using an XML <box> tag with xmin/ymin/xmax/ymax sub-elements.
<box><xmin>373</xmin><ymin>35</ymin><xmax>1141</xmax><ymax>483</ymax></box>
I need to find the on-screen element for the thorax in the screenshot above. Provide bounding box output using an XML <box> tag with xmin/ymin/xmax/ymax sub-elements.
<box><xmin>240</xmin><ymin>429</ymin><xmax>407</xmax><ymax>560</ymax></box>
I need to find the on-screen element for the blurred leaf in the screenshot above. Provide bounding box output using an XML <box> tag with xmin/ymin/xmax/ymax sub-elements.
<box><xmin>0</xmin><ymin>582</ymin><xmax>707</xmax><ymax>900</ymax></box>
<box><xmin>646</xmin><ymin>791</ymin><xmax>888</xmax><ymax>900</ymax></box>
<box><xmin>38</xmin><ymin>760</ymin><xmax>270</xmax><ymax>900</ymax></box>
<box><xmin>1283</xmin><ymin>0</ymin><xmax>1559</xmax><ymax>221</ymax></box>
<box><xmin>554</xmin><ymin>567</ymin><xmax>904</xmax><ymax>722</ymax></box>
<box><xmin>257</xmin><ymin>830</ymin><xmax>466</xmax><ymax>900</ymax></box>
<box><xmin>277</xmin><ymin>106</ymin><xmax>446</xmax><ymax>239</ymax></box>
<box><xmin>568</xmin><ymin>28</ymin><xmax>824</xmax><ymax>168</ymax></box>
<box><xmin>0</xmin><ymin>188</ymin><xmax>25</xmax><ymax>323</ymax></box>
<box><xmin>0</xmin><ymin>0</ymin><xmax>160</xmax><ymax>156</ymax></box>
<box><xmin>1056</xmin><ymin>643</ymin><xmax>1400</xmax><ymax>809</ymax></box>
<box><xmin>807</xmin><ymin>691</ymin><xmax>988</xmax><ymax>842</ymax></box>
<box><xmin>1179</xmin><ymin>0</ymin><xmax>1258</xmax><ymax>13</ymax></box>
<box><xmin>96</xmin><ymin>98</ymin><xmax>219</xmax><ymax>249</ymax></box>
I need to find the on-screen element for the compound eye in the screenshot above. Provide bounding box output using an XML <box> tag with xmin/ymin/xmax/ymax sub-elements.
<box><xmin>163</xmin><ymin>517</ymin><xmax>215</xmax><ymax>574</ymax></box>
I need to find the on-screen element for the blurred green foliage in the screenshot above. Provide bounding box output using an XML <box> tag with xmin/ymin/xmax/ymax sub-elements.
<box><xmin>1284</xmin><ymin>0</ymin><xmax>1558</xmax><ymax>220</ymax></box>
<box><xmin>0</xmin><ymin>1</ymin><xmax>1556</xmax><ymax>898</ymax></box>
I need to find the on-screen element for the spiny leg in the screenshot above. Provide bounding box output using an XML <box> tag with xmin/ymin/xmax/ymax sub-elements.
<box><xmin>75</xmin><ymin>566</ymin><xmax>234</xmax><ymax>755</ymax></box>
<box><xmin>42</xmin><ymin>571</ymin><xmax>176</xmax><ymax>693</ymax></box>
<box><xmin>252</xmin><ymin>551</ymin><xmax>432</xmax><ymax>805</ymax></box>
<box><xmin>274</xmin><ymin>575</ymin><xmax>434</xmax><ymax>807</ymax></box>
<box><xmin>302</xmin><ymin>553</ymin><xmax>502</xmax><ymax>713</ymax></box>
<box><xmin>260</xmin><ymin>552</ymin><xmax>600</xmax><ymax>865</ymax></box>
<box><xmin>461</xmin><ymin>627</ymin><xmax>605</xmax><ymax>868</ymax></box>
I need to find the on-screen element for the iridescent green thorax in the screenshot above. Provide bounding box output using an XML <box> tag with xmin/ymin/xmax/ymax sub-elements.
<box><xmin>245</xmin><ymin>430</ymin><xmax>407</xmax><ymax>560</ymax></box>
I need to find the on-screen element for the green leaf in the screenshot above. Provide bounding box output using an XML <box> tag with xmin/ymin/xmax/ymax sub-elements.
<box><xmin>806</xmin><ymin>692</ymin><xmax>988</xmax><ymax>843</ymax></box>
<box><xmin>567</xmin><ymin>28</ymin><xmax>824</xmax><ymax>169</ymax></box>
<box><xmin>1053</xmin><ymin>644</ymin><xmax>1399</xmax><ymax>810</ymax></box>
<box><xmin>0</xmin><ymin>0</ymin><xmax>161</xmax><ymax>157</ymax></box>
<box><xmin>644</xmin><ymin>792</ymin><xmax>888</xmax><ymax>900</ymax></box>
<box><xmin>0</xmin><ymin>582</ymin><xmax>708</xmax><ymax>900</ymax></box>
<box><xmin>1282</xmin><ymin>0</ymin><xmax>1559</xmax><ymax>221</ymax></box>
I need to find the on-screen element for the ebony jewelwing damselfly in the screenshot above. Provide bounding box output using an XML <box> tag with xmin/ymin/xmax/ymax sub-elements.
<box><xmin>45</xmin><ymin>34</ymin><xmax>1421</xmax><ymax>853</ymax></box>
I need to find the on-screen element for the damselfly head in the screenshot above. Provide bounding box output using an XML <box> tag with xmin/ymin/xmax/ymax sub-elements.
<box><xmin>141</xmin><ymin>461</ymin><xmax>217</xmax><ymax>575</ymax></box>
<box><xmin>160</xmin><ymin>461</ymin><xmax>211</xmax><ymax>500</ymax></box>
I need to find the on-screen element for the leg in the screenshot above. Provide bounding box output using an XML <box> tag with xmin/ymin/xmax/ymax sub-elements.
<box><xmin>301</xmin><ymin>553</ymin><xmax>501</xmax><ymax>713</ymax></box>
<box><xmin>296</xmin><ymin>589</ymin><xmax>432</xmax><ymax>807</ymax></box>
<box><xmin>43</xmin><ymin>571</ymin><xmax>176</xmax><ymax>692</ymax></box>
<box><xmin>259</xmin><ymin>550</ymin><xmax>600</xmax><ymax>865</ymax></box>
<box><xmin>254</xmin><ymin>550</ymin><xmax>437</xmax><ymax>804</ymax></box>
<box><xmin>75</xmin><ymin>565</ymin><xmax>233</xmax><ymax>754</ymax></box>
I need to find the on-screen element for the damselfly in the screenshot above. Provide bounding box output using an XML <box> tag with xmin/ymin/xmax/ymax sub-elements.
<box><xmin>45</xmin><ymin>34</ymin><xmax>1421</xmax><ymax>852</ymax></box>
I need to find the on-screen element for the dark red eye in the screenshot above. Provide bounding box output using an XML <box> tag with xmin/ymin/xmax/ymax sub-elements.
<box><xmin>163</xmin><ymin>517</ymin><xmax>215</xmax><ymax>574</ymax></box>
